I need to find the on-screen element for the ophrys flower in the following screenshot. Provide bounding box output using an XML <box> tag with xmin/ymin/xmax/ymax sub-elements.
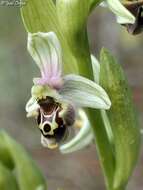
<box><xmin>26</xmin><ymin>32</ymin><xmax>111</xmax><ymax>149</ymax></box>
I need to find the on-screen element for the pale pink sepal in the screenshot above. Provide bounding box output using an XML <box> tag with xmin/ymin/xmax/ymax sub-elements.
<box><xmin>28</xmin><ymin>32</ymin><xmax>63</xmax><ymax>89</ymax></box>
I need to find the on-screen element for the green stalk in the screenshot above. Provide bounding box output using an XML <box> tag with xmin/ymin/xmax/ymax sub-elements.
<box><xmin>56</xmin><ymin>1</ymin><xmax>116</xmax><ymax>189</ymax></box>
<box><xmin>70</xmin><ymin>30</ymin><xmax>124</xmax><ymax>190</ymax></box>
<box><xmin>75</xmin><ymin>33</ymin><xmax>116</xmax><ymax>190</ymax></box>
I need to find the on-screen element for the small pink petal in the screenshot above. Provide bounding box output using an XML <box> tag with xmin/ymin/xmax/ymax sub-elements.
<box><xmin>33</xmin><ymin>76</ymin><xmax>63</xmax><ymax>90</ymax></box>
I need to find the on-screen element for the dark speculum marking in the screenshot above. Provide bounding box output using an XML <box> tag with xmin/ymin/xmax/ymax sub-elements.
<box><xmin>38</xmin><ymin>96</ymin><xmax>59</xmax><ymax>115</ymax></box>
<box><xmin>40</xmin><ymin>124</ymin><xmax>66</xmax><ymax>143</ymax></box>
<box><xmin>123</xmin><ymin>2</ymin><xmax>143</xmax><ymax>34</ymax></box>
<box><xmin>53</xmin><ymin>125</ymin><xmax>66</xmax><ymax>142</ymax></box>
<box><xmin>43</xmin><ymin>123</ymin><xmax>51</xmax><ymax>133</ymax></box>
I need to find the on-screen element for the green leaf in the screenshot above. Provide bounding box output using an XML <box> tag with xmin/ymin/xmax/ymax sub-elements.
<box><xmin>0</xmin><ymin>130</ymin><xmax>47</xmax><ymax>190</ymax></box>
<box><xmin>0</xmin><ymin>162</ymin><xmax>19</xmax><ymax>190</ymax></box>
<box><xmin>21</xmin><ymin>0</ymin><xmax>78</xmax><ymax>74</ymax></box>
<box><xmin>90</xmin><ymin>109</ymin><xmax>115</xmax><ymax>190</ymax></box>
<box><xmin>100</xmin><ymin>48</ymin><xmax>141</xmax><ymax>189</ymax></box>
<box><xmin>91</xmin><ymin>54</ymin><xmax>115</xmax><ymax>189</ymax></box>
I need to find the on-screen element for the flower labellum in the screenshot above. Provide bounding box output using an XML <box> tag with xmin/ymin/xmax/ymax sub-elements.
<box><xmin>26</xmin><ymin>32</ymin><xmax>111</xmax><ymax>149</ymax></box>
<box><xmin>37</xmin><ymin>95</ymin><xmax>75</xmax><ymax>148</ymax></box>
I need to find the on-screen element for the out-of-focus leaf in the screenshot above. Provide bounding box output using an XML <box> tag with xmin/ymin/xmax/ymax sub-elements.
<box><xmin>21</xmin><ymin>0</ymin><xmax>78</xmax><ymax>74</ymax></box>
<box><xmin>100</xmin><ymin>48</ymin><xmax>141</xmax><ymax>189</ymax></box>
<box><xmin>0</xmin><ymin>130</ymin><xmax>47</xmax><ymax>190</ymax></box>
<box><xmin>0</xmin><ymin>162</ymin><xmax>19</xmax><ymax>190</ymax></box>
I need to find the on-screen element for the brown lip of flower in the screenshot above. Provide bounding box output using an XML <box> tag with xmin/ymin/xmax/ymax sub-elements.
<box><xmin>123</xmin><ymin>0</ymin><xmax>143</xmax><ymax>34</ymax></box>
<box><xmin>38</xmin><ymin>96</ymin><xmax>59</xmax><ymax>115</ymax></box>
<box><xmin>36</xmin><ymin>96</ymin><xmax>76</xmax><ymax>144</ymax></box>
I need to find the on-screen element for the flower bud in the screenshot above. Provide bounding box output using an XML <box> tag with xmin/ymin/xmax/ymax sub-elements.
<box><xmin>123</xmin><ymin>1</ymin><xmax>143</xmax><ymax>34</ymax></box>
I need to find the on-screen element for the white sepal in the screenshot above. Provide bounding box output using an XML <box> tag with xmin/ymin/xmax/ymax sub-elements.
<box><xmin>27</xmin><ymin>32</ymin><xmax>62</xmax><ymax>82</ymax></box>
<box><xmin>61</xmin><ymin>74</ymin><xmax>111</xmax><ymax>110</ymax></box>
<box><xmin>25</xmin><ymin>97</ymin><xmax>39</xmax><ymax>116</ymax></box>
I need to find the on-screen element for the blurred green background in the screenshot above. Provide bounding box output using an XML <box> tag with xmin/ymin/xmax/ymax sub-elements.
<box><xmin>0</xmin><ymin>4</ymin><xmax>143</xmax><ymax>190</ymax></box>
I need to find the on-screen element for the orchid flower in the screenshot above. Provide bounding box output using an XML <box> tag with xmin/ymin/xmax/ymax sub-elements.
<box><xmin>100</xmin><ymin>0</ymin><xmax>136</xmax><ymax>24</ymax></box>
<box><xmin>26</xmin><ymin>32</ymin><xmax>111</xmax><ymax>149</ymax></box>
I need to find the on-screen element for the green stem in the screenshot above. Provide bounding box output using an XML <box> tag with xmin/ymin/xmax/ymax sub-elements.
<box><xmin>78</xmin><ymin>33</ymin><xmax>127</xmax><ymax>190</ymax></box>
<box><xmin>89</xmin><ymin>110</ymin><xmax>115</xmax><ymax>190</ymax></box>
<box><xmin>66</xmin><ymin>26</ymin><xmax>116</xmax><ymax>189</ymax></box>
<box><xmin>80</xmin><ymin>33</ymin><xmax>115</xmax><ymax>190</ymax></box>
<box><xmin>57</xmin><ymin>1</ymin><xmax>116</xmax><ymax>186</ymax></box>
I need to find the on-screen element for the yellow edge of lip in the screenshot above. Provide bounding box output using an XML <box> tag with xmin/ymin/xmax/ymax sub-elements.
<box><xmin>48</xmin><ymin>143</ymin><xmax>58</xmax><ymax>149</ymax></box>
